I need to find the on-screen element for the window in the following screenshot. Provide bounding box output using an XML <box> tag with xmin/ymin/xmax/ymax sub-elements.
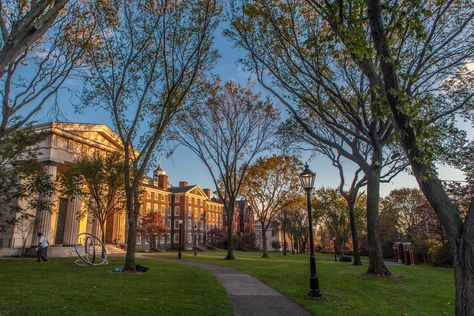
<box><xmin>167</xmin><ymin>219</ymin><xmax>171</xmax><ymax>228</ymax></box>
<box><xmin>188</xmin><ymin>233</ymin><xmax>192</xmax><ymax>243</ymax></box>
<box><xmin>147</xmin><ymin>203</ymin><xmax>151</xmax><ymax>212</ymax></box>
<box><xmin>174</xmin><ymin>206</ymin><xmax>180</xmax><ymax>216</ymax></box>
<box><xmin>174</xmin><ymin>219</ymin><xmax>180</xmax><ymax>228</ymax></box>
<box><xmin>160</xmin><ymin>235</ymin><xmax>164</xmax><ymax>244</ymax></box>
<box><xmin>167</xmin><ymin>206</ymin><xmax>171</xmax><ymax>215</ymax></box>
<box><xmin>161</xmin><ymin>195</ymin><xmax>164</xmax><ymax>201</ymax></box>
<box><xmin>188</xmin><ymin>206</ymin><xmax>192</xmax><ymax>212</ymax></box>
<box><xmin>147</xmin><ymin>191</ymin><xmax>151</xmax><ymax>199</ymax></box>
<box><xmin>188</xmin><ymin>219</ymin><xmax>192</xmax><ymax>229</ymax></box>
<box><xmin>145</xmin><ymin>237</ymin><xmax>149</xmax><ymax>244</ymax></box>
<box><xmin>200</xmin><ymin>233</ymin><xmax>204</xmax><ymax>243</ymax></box>
<box><xmin>137</xmin><ymin>233</ymin><xmax>142</xmax><ymax>244</ymax></box>
<box><xmin>175</xmin><ymin>196</ymin><xmax>180</xmax><ymax>203</ymax></box>
<box><xmin>161</xmin><ymin>205</ymin><xmax>165</xmax><ymax>215</ymax></box>
<box><xmin>174</xmin><ymin>234</ymin><xmax>179</xmax><ymax>243</ymax></box>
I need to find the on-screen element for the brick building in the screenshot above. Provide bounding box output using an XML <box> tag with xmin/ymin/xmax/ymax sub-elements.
<box><xmin>221</xmin><ymin>200</ymin><xmax>256</xmax><ymax>249</ymax></box>
<box><xmin>136</xmin><ymin>168</ymin><xmax>224</xmax><ymax>251</ymax></box>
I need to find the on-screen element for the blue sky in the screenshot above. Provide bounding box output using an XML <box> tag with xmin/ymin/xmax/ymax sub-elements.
<box><xmin>34</xmin><ymin>26</ymin><xmax>469</xmax><ymax>197</ymax></box>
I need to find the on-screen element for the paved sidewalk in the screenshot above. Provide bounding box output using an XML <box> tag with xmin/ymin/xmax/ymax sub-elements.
<box><xmin>144</xmin><ymin>256</ymin><xmax>311</xmax><ymax>316</ymax></box>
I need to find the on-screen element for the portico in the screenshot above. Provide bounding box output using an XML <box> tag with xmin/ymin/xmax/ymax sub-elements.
<box><xmin>0</xmin><ymin>122</ymin><xmax>127</xmax><ymax>254</ymax></box>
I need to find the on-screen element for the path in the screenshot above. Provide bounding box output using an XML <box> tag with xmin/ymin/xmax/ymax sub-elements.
<box><xmin>140</xmin><ymin>255</ymin><xmax>310</xmax><ymax>316</ymax></box>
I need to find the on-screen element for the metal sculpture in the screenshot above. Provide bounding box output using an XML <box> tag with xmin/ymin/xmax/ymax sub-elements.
<box><xmin>74</xmin><ymin>233</ymin><xmax>108</xmax><ymax>266</ymax></box>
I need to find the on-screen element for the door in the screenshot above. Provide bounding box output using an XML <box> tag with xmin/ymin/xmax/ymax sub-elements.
<box><xmin>55</xmin><ymin>198</ymin><xmax>68</xmax><ymax>244</ymax></box>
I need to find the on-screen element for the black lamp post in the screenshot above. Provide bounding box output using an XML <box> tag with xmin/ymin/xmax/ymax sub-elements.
<box><xmin>193</xmin><ymin>223</ymin><xmax>198</xmax><ymax>256</ymax></box>
<box><xmin>178</xmin><ymin>219</ymin><xmax>183</xmax><ymax>259</ymax></box>
<box><xmin>300</xmin><ymin>164</ymin><xmax>322</xmax><ymax>298</ymax></box>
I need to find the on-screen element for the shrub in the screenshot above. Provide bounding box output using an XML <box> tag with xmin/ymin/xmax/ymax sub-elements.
<box><xmin>428</xmin><ymin>242</ymin><xmax>453</xmax><ymax>267</ymax></box>
<box><xmin>271</xmin><ymin>240</ymin><xmax>281</xmax><ymax>250</ymax></box>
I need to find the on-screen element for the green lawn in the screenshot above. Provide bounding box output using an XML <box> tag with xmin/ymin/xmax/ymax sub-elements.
<box><xmin>0</xmin><ymin>257</ymin><xmax>233</xmax><ymax>316</ymax></box>
<box><xmin>150</xmin><ymin>250</ymin><xmax>455</xmax><ymax>316</ymax></box>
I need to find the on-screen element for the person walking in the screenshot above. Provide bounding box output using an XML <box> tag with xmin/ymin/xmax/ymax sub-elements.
<box><xmin>36</xmin><ymin>232</ymin><xmax>49</xmax><ymax>262</ymax></box>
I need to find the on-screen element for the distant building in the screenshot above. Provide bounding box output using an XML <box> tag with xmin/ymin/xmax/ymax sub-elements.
<box><xmin>222</xmin><ymin>200</ymin><xmax>256</xmax><ymax>249</ymax></box>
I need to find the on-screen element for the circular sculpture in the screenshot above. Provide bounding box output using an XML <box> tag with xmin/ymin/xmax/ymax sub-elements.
<box><xmin>74</xmin><ymin>233</ymin><xmax>108</xmax><ymax>266</ymax></box>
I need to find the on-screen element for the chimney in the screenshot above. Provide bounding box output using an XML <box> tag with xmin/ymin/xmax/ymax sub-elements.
<box><xmin>203</xmin><ymin>188</ymin><xmax>211</xmax><ymax>199</ymax></box>
<box><xmin>179</xmin><ymin>181</ymin><xmax>188</xmax><ymax>187</ymax></box>
<box><xmin>154</xmin><ymin>167</ymin><xmax>168</xmax><ymax>190</ymax></box>
<box><xmin>158</xmin><ymin>174</ymin><xmax>168</xmax><ymax>190</ymax></box>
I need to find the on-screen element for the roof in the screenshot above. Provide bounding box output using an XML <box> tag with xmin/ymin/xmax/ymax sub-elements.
<box><xmin>167</xmin><ymin>185</ymin><xmax>197</xmax><ymax>193</ymax></box>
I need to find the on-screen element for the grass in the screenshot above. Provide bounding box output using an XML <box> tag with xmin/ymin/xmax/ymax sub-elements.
<box><xmin>0</xmin><ymin>257</ymin><xmax>233</xmax><ymax>316</ymax></box>
<box><xmin>149</xmin><ymin>250</ymin><xmax>455</xmax><ymax>316</ymax></box>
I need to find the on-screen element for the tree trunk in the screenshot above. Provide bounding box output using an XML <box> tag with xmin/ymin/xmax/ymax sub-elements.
<box><xmin>283</xmin><ymin>213</ymin><xmax>287</xmax><ymax>256</ymax></box>
<box><xmin>261</xmin><ymin>225</ymin><xmax>268</xmax><ymax>258</ymax></box>
<box><xmin>124</xmin><ymin>213</ymin><xmax>137</xmax><ymax>271</ymax></box>
<box><xmin>225</xmin><ymin>201</ymin><xmax>235</xmax><ymax>260</ymax></box>
<box><xmin>366</xmin><ymin>168</ymin><xmax>391</xmax><ymax>275</ymax></box>
<box><xmin>21</xmin><ymin>239</ymin><xmax>27</xmax><ymax>257</ymax></box>
<box><xmin>124</xmin><ymin>188</ymin><xmax>139</xmax><ymax>271</ymax></box>
<box><xmin>454</xmin><ymin>215</ymin><xmax>474</xmax><ymax>315</ymax></box>
<box><xmin>348</xmin><ymin>201</ymin><xmax>362</xmax><ymax>265</ymax></box>
<box><xmin>100</xmin><ymin>222</ymin><xmax>106</xmax><ymax>259</ymax></box>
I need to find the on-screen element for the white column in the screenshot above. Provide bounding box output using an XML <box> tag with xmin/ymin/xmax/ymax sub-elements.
<box><xmin>63</xmin><ymin>198</ymin><xmax>82</xmax><ymax>245</ymax></box>
<box><xmin>33</xmin><ymin>165</ymin><xmax>58</xmax><ymax>242</ymax></box>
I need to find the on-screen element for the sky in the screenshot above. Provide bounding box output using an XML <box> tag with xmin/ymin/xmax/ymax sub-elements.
<box><xmin>34</xmin><ymin>24</ymin><xmax>470</xmax><ymax>197</ymax></box>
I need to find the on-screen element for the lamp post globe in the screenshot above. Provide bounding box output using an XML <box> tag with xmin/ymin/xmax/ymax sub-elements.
<box><xmin>299</xmin><ymin>164</ymin><xmax>322</xmax><ymax>298</ymax></box>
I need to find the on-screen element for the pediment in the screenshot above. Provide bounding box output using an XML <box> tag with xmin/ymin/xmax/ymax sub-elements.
<box><xmin>51</xmin><ymin>122</ymin><xmax>123</xmax><ymax>152</ymax></box>
<box><xmin>189</xmin><ymin>186</ymin><xmax>209</xmax><ymax>199</ymax></box>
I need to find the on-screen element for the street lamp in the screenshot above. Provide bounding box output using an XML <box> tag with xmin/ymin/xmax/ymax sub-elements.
<box><xmin>178</xmin><ymin>219</ymin><xmax>183</xmax><ymax>259</ymax></box>
<box><xmin>193</xmin><ymin>223</ymin><xmax>198</xmax><ymax>256</ymax></box>
<box><xmin>299</xmin><ymin>164</ymin><xmax>322</xmax><ymax>298</ymax></box>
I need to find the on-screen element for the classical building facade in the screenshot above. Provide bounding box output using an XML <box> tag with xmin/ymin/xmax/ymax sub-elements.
<box><xmin>0</xmin><ymin>122</ymin><xmax>127</xmax><ymax>255</ymax></box>
<box><xmin>0</xmin><ymin>122</ymin><xmax>224</xmax><ymax>256</ymax></box>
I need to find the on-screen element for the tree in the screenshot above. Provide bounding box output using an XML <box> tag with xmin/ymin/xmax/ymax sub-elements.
<box><xmin>173</xmin><ymin>79</ymin><xmax>278</xmax><ymax>259</ymax></box>
<box><xmin>315</xmin><ymin>188</ymin><xmax>352</xmax><ymax>257</ymax></box>
<box><xmin>138</xmin><ymin>210</ymin><xmax>168</xmax><ymax>251</ymax></box>
<box><xmin>240</xmin><ymin>155</ymin><xmax>301</xmax><ymax>258</ymax></box>
<box><xmin>284</xmin><ymin>195</ymin><xmax>309</xmax><ymax>254</ymax></box>
<box><xmin>0</xmin><ymin>1</ymin><xmax>98</xmax><ymax>139</ymax></box>
<box><xmin>227</xmin><ymin>1</ymin><xmax>412</xmax><ymax>275</ymax></box>
<box><xmin>59</xmin><ymin>152</ymin><xmax>125</xmax><ymax>257</ymax></box>
<box><xmin>82</xmin><ymin>0</ymin><xmax>220</xmax><ymax>271</ymax></box>
<box><xmin>361</xmin><ymin>0</ymin><xmax>473</xmax><ymax>312</ymax></box>
<box><xmin>0</xmin><ymin>0</ymin><xmax>68</xmax><ymax>74</ymax></box>
<box><xmin>279</xmin><ymin>123</ymin><xmax>371</xmax><ymax>264</ymax></box>
<box><xmin>0</xmin><ymin>128</ymin><xmax>54</xmax><ymax>231</ymax></box>
<box><xmin>382</xmin><ymin>188</ymin><xmax>427</xmax><ymax>240</ymax></box>
<box><xmin>381</xmin><ymin>188</ymin><xmax>448</xmax><ymax>246</ymax></box>
<box><xmin>274</xmin><ymin>0</ymin><xmax>473</xmax><ymax>310</ymax></box>
<box><xmin>15</xmin><ymin>214</ymin><xmax>35</xmax><ymax>256</ymax></box>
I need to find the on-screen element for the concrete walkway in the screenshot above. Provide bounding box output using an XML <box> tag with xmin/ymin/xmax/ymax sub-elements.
<box><xmin>146</xmin><ymin>256</ymin><xmax>311</xmax><ymax>316</ymax></box>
